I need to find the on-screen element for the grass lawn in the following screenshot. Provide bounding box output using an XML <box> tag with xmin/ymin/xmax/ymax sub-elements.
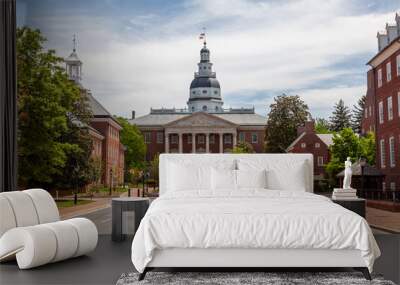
<box><xmin>55</xmin><ymin>199</ymin><xmax>94</xmax><ymax>208</ymax></box>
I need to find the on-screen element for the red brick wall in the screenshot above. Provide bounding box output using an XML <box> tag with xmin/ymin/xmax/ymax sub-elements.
<box><xmin>371</xmin><ymin>49</ymin><xmax>400</xmax><ymax>189</ymax></box>
<box><xmin>237</xmin><ymin>130</ymin><xmax>265</xmax><ymax>153</ymax></box>
<box><xmin>362</xmin><ymin>70</ymin><xmax>376</xmax><ymax>134</ymax></box>
<box><xmin>288</xmin><ymin>133</ymin><xmax>330</xmax><ymax>177</ymax></box>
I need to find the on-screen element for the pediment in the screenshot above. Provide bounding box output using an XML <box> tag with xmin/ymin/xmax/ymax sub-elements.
<box><xmin>166</xmin><ymin>112</ymin><xmax>236</xmax><ymax>128</ymax></box>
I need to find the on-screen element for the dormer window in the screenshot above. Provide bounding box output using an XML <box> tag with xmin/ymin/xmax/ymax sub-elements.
<box><xmin>214</xmin><ymin>91</ymin><xmax>218</xmax><ymax>95</ymax></box>
<box><xmin>192</xmin><ymin>91</ymin><xmax>196</xmax><ymax>95</ymax></box>
<box><xmin>202</xmin><ymin>90</ymin><xmax>207</xmax><ymax>94</ymax></box>
<box><xmin>202</xmin><ymin>105</ymin><xmax>207</xmax><ymax>111</ymax></box>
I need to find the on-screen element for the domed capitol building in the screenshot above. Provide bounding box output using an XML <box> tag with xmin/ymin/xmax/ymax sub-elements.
<box><xmin>130</xmin><ymin>40</ymin><xmax>267</xmax><ymax>161</ymax></box>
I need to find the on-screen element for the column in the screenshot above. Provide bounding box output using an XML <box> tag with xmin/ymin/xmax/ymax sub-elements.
<box><xmin>165</xmin><ymin>133</ymin><xmax>169</xmax><ymax>153</ymax></box>
<box><xmin>233</xmin><ymin>132</ymin><xmax>237</xmax><ymax>148</ymax></box>
<box><xmin>219</xmin><ymin>133</ymin><xmax>223</xmax><ymax>153</ymax></box>
<box><xmin>178</xmin><ymin>133</ymin><xmax>183</xmax><ymax>153</ymax></box>
<box><xmin>206</xmin><ymin>133</ymin><xmax>210</xmax><ymax>153</ymax></box>
<box><xmin>192</xmin><ymin>133</ymin><xmax>196</xmax><ymax>153</ymax></box>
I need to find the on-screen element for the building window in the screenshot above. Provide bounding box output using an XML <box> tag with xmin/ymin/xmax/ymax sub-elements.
<box><xmin>317</xmin><ymin>156</ymin><xmax>324</xmax><ymax>166</ymax></box>
<box><xmin>369</xmin><ymin>106</ymin><xmax>372</xmax><ymax>117</ymax></box>
<box><xmin>398</xmin><ymin>92</ymin><xmax>400</xmax><ymax>117</ymax></box>
<box><xmin>202</xmin><ymin>90</ymin><xmax>207</xmax><ymax>94</ymax></box>
<box><xmin>156</xmin><ymin>132</ymin><xmax>164</xmax><ymax>144</ymax></box>
<box><xmin>192</xmin><ymin>91</ymin><xmax>196</xmax><ymax>95</ymax></box>
<box><xmin>386</xmin><ymin>62</ymin><xmax>392</xmax><ymax>82</ymax></box>
<box><xmin>390</xmin><ymin>182</ymin><xmax>396</xmax><ymax>191</ymax></box>
<box><xmin>202</xmin><ymin>105</ymin><xmax>207</xmax><ymax>111</ymax></box>
<box><xmin>210</xmin><ymin>134</ymin><xmax>215</xmax><ymax>144</ymax></box>
<box><xmin>388</xmin><ymin>96</ymin><xmax>393</xmax><ymax>121</ymax></box>
<box><xmin>364</xmin><ymin>108</ymin><xmax>368</xmax><ymax>118</ymax></box>
<box><xmin>377</xmin><ymin>68</ymin><xmax>382</xmax><ymax>87</ymax></box>
<box><xmin>188</xmin><ymin>134</ymin><xmax>192</xmax><ymax>144</ymax></box>
<box><xmin>239</xmin><ymin>132</ymin><xmax>245</xmax><ymax>142</ymax></box>
<box><xmin>215</xmin><ymin>106</ymin><xmax>219</xmax><ymax>111</ymax></box>
<box><xmin>379</xmin><ymin>101</ymin><xmax>384</xmax><ymax>124</ymax></box>
<box><xmin>224</xmin><ymin>134</ymin><xmax>232</xmax><ymax>144</ymax></box>
<box><xmin>301</xmin><ymin>142</ymin><xmax>306</xmax><ymax>148</ymax></box>
<box><xmin>198</xmin><ymin>135</ymin><xmax>205</xmax><ymax>144</ymax></box>
<box><xmin>397</xmin><ymin>55</ymin><xmax>400</xmax><ymax>76</ymax></box>
<box><xmin>251</xmin><ymin>133</ymin><xmax>258</xmax><ymax>143</ymax></box>
<box><xmin>389</xmin><ymin>136</ymin><xmax>395</xmax><ymax>167</ymax></box>
<box><xmin>380</xmin><ymin>139</ymin><xmax>386</xmax><ymax>168</ymax></box>
<box><xmin>171</xmin><ymin>134</ymin><xmax>178</xmax><ymax>144</ymax></box>
<box><xmin>214</xmin><ymin>90</ymin><xmax>218</xmax><ymax>95</ymax></box>
<box><xmin>315</xmin><ymin>142</ymin><xmax>320</xmax><ymax>148</ymax></box>
<box><xmin>144</xmin><ymin>132</ymin><xmax>151</xmax><ymax>144</ymax></box>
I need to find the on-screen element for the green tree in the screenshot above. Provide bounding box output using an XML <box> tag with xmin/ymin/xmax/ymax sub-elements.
<box><xmin>232</xmin><ymin>141</ymin><xmax>255</xmax><ymax>153</ymax></box>
<box><xmin>265</xmin><ymin>94</ymin><xmax>310</xmax><ymax>152</ymax></box>
<box><xmin>325</xmin><ymin>128</ymin><xmax>375</xmax><ymax>184</ymax></box>
<box><xmin>329</xmin><ymin>99</ymin><xmax>352</xmax><ymax>132</ymax></box>
<box><xmin>315</xmin><ymin>118</ymin><xmax>331</xmax><ymax>134</ymax></box>
<box><xmin>351</xmin><ymin>95</ymin><xmax>366</xmax><ymax>134</ymax></box>
<box><xmin>17</xmin><ymin>27</ymin><xmax>92</xmax><ymax>188</ymax></box>
<box><xmin>116</xmin><ymin>117</ymin><xmax>146</xmax><ymax>171</ymax></box>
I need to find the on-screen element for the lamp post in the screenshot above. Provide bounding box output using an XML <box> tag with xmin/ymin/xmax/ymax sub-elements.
<box><xmin>359</xmin><ymin>157</ymin><xmax>367</xmax><ymax>198</ymax></box>
<box><xmin>109</xmin><ymin>168</ymin><xmax>113</xmax><ymax>196</ymax></box>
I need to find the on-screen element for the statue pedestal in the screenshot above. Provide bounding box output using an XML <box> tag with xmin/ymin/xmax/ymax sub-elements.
<box><xmin>332</xmin><ymin>188</ymin><xmax>358</xmax><ymax>200</ymax></box>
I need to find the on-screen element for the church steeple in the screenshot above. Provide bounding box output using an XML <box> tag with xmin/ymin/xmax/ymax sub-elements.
<box><xmin>65</xmin><ymin>34</ymin><xmax>82</xmax><ymax>84</ymax></box>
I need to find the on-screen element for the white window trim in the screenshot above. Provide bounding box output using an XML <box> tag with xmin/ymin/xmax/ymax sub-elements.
<box><xmin>317</xmin><ymin>156</ymin><xmax>324</xmax><ymax>166</ymax></box>
<box><xmin>380</xmin><ymin>139</ymin><xmax>386</xmax><ymax>168</ymax></box>
<box><xmin>198</xmin><ymin>135</ymin><xmax>205</xmax><ymax>144</ymax></box>
<box><xmin>301</xmin><ymin>142</ymin><xmax>306</xmax><ymax>148</ymax></box>
<box><xmin>388</xmin><ymin>96</ymin><xmax>393</xmax><ymax>121</ymax></box>
<box><xmin>171</xmin><ymin>134</ymin><xmax>178</xmax><ymax>144</ymax></box>
<box><xmin>315</xmin><ymin>142</ymin><xmax>320</xmax><ymax>148</ymax></box>
<box><xmin>378</xmin><ymin>68</ymin><xmax>383</xmax><ymax>87</ymax></box>
<box><xmin>398</xmin><ymin>92</ymin><xmax>400</xmax><ymax>117</ymax></box>
<box><xmin>144</xmin><ymin>133</ymin><xmax>151</xmax><ymax>144</ymax></box>
<box><xmin>397</xmin><ymin>54</ymin><xmax>400</xmax><ymax>77</ymax></box>
<box><xmin>389</xmin><ymin>136</ymin><xmax>395</xmax><ymax>168</ymax></box>
<box><xmin>239</xmin><ymin>132</ymin><xmax>245</xmax><ymax>142</ymax></box>
<box><xmin>156</xmin><ymin>132</ymin><xmax>164</xmax><ymax>144</ymax></box>
<box><xmin>224</xmin><ymin>134</ymin><xmax>232</xmax><ymax>144</ymax></box>
<box><xmin>379</xmin><ymin>101</ymin><xmax>384</xmax><ymax>124</ymax></box>
<box><xmin>386</xmin><ymin>61</ymin><xmax>392</xmax><ymax>82</ymax></box>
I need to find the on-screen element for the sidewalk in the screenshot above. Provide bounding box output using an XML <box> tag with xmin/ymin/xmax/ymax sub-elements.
<box><xmin>366</xmin><ymin>207</ymin><xmax>400</xmax><ymax>233</ymax></box>
<box><xmin>59</xmin><ymin>198</ymin><xmax>111</xmax><ymax>220</ymax></box>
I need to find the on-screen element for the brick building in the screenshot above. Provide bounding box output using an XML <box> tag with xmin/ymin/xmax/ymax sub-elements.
<box><xmin>286</xmin><ymin>121</ymin><xmax>333</xmax><ymax>179</ymax></box>
<box><xmin>65</xmin><ymin>38</ymin><xmax>124</xmax><ymax>186</ymax></box>
<box><xmin>130</xmin><ymin>38</ymin><xmax>266</xmax><ymax>160</ymax></box>
<box><xmin>362</xmin><ymin>13</ymin><xmax>400</xmax><ymax>190</ymax></box>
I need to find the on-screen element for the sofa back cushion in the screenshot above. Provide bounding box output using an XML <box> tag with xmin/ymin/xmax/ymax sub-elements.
<box><xmin>159</xmin><ymin>154</ymin><xmax>313</xmax><ymax>196</ymax></box>
<box><xmin>0</xmin><ymin>189</ymin><xmax>60</xmax><ymax>238</ymax></box>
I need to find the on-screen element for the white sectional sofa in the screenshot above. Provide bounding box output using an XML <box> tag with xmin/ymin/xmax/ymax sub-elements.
<box><xmin>0</xmin><ymin>189</ymin><xmax>98</xmax><ymax>269</ymax></box>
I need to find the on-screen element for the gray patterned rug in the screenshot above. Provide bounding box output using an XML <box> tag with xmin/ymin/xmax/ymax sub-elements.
<box><xmin>116</xmin><ymin>272</ymin><xmax>395</xmax><ymax>285</ymax></box>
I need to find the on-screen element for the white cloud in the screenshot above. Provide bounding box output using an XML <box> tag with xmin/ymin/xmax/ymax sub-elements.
<box><xmin>33</xmin><ymin>0</ymin><xmax>397</xmax><ymax>118</ymax></box>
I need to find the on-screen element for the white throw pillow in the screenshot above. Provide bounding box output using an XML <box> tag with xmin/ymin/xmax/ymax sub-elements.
<box><xmin>236</xmin><ymin>169</ymin><xmax>267</xmax><ymax>189</ymax></box>
<box><xmin>167</xmin><ymin>162</ymin><xmax>211</xmax><ymax>191</ymax></box>
<box><xmin>266</xmin><ymin>162</ymin><xmax>307</xmax><ymax>191</ymax></box>
<box><xmin>211</xmin><ymin>168</ymin><xmax>237</xmax><ymax>191</ymax></box>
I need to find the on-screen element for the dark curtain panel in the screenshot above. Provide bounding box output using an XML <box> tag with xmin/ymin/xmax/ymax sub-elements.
<box><xmin>0</xmin><ymin>0</ymin><xmax>17</xmax><ymax>192</ymax></box>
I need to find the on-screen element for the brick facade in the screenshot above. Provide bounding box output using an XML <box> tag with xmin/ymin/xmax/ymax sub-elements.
<box><xmin>363</xmin><ymin>41</ymin><xmax>400</xmax><ymax>190</ymax></box>
<box><xmin>286</xmin><ymin>121</ymin><xmax>332</xmax><ymax>179</ymax></box>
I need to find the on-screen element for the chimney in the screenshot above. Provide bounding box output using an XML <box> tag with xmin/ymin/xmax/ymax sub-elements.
<box><xmin>297</xmin><ymin>120</ymin><xmax>315</xmax><ymax>136</ymax></box>
<box><xmin>131</xmin><ymin>110</ymin><xmax>135</xmax><ymax>119</ymax></box>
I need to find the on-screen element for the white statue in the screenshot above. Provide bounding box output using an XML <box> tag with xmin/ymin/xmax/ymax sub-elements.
<box><xmin>343</xmin><ymin>157</ymin><xmax>353</xmax><ymax>189</ymax></box>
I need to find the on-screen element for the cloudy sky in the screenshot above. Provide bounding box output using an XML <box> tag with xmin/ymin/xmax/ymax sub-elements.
<box><xmin>17</xmin><ymin>0</ymin><xmax>399</xmax><ymax>119</ymax></box>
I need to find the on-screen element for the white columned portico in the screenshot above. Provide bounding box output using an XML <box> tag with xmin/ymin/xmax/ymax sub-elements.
<box><xmin>233</xmin><ymin>132</ymin><xmax>237</xmax><ymax>148</ymax></box>
<box><xmin>192</xmin><ymin>133</ymin><xmax>196</xmax><ymax>153</ymax></box>
<box><xmin>178</xmin><ymin>133</ymin><xmax>183</xmax><ymax>153</ymax></box>
<box><xmin>206</xmin><ymin>133</ymin><xmax>210</xmax><ymax>153</ymax></box>
<box><xmin>165</xmin><ymin>133</ymin><xmax>169</xmax><ymax>153</ymax></box>
<box><xmin>219</xmin><ymin>133</ymin><xmax>223</xmax><ymax>153</ymax></box>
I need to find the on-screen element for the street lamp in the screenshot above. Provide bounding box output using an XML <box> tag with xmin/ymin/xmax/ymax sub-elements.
<box><xmin>109</xmin><ymin>168</ymin><xmax>113</xmax><ymax>196</ymax></box>
<box><xmin>359</xmin><ymin>157</ymin><xmax>367</xmax><ymax>198</ymax></box>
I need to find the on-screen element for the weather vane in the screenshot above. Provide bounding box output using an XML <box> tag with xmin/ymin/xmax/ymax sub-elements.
<box><xmin>199</xmin><ymin>27</ymin><xmax>206</xmax><ymax>46</ymax></box>
<box><xmin>73</xmin><ymin>34</ymin><xmax>77</xmax><ymax>52</ymax></box>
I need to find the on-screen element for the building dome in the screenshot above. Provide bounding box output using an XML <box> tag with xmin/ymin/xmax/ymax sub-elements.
<box><xmin>190</xmin><ymin>77</ymin><xmax>220</xmax><ymax>89</ymax></box>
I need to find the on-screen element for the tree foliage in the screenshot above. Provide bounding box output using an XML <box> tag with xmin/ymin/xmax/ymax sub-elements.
<box><xmin>116</xmin><ymin>117</ymin><xmax>146</xmax><ymax>171</ymax></box>
<box><xmin>329</xmin><ymin>99</ymin><xmax>352</xmax><ymax>132</ymax></box>
<box><xmin>17</xmin><ymin>27</ymin><xmax>92</xmax><ymax>189</ymax></box>
<box><xmin>326</xmin><ymin>128</ymin><xmax>375</xmax><ymax>184</ymax></box>
<box><xmin>232</xmin><ymin>141</ymin><xmax>255</xmax><ymax>153</ymax></box>
<box><xmin>315</xmin><ymin>118</ymin><xmax>331</xmax><ymax>134</ymax></box>
<box><xmin>351</xmin><ymin>95</ymin><xmax>366</xmax><ymax>134</ymax></box>
<box><xmin>265</xmin><ymin>95</ymin><xmax>310</xmax><ymax>153</ymax></box>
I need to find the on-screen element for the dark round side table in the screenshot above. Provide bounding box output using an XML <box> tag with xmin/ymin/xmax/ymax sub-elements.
<box><xmin>111</xmin><ymin>197</ymin><xmax>150</xmax><ymax>242</ymax></box>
